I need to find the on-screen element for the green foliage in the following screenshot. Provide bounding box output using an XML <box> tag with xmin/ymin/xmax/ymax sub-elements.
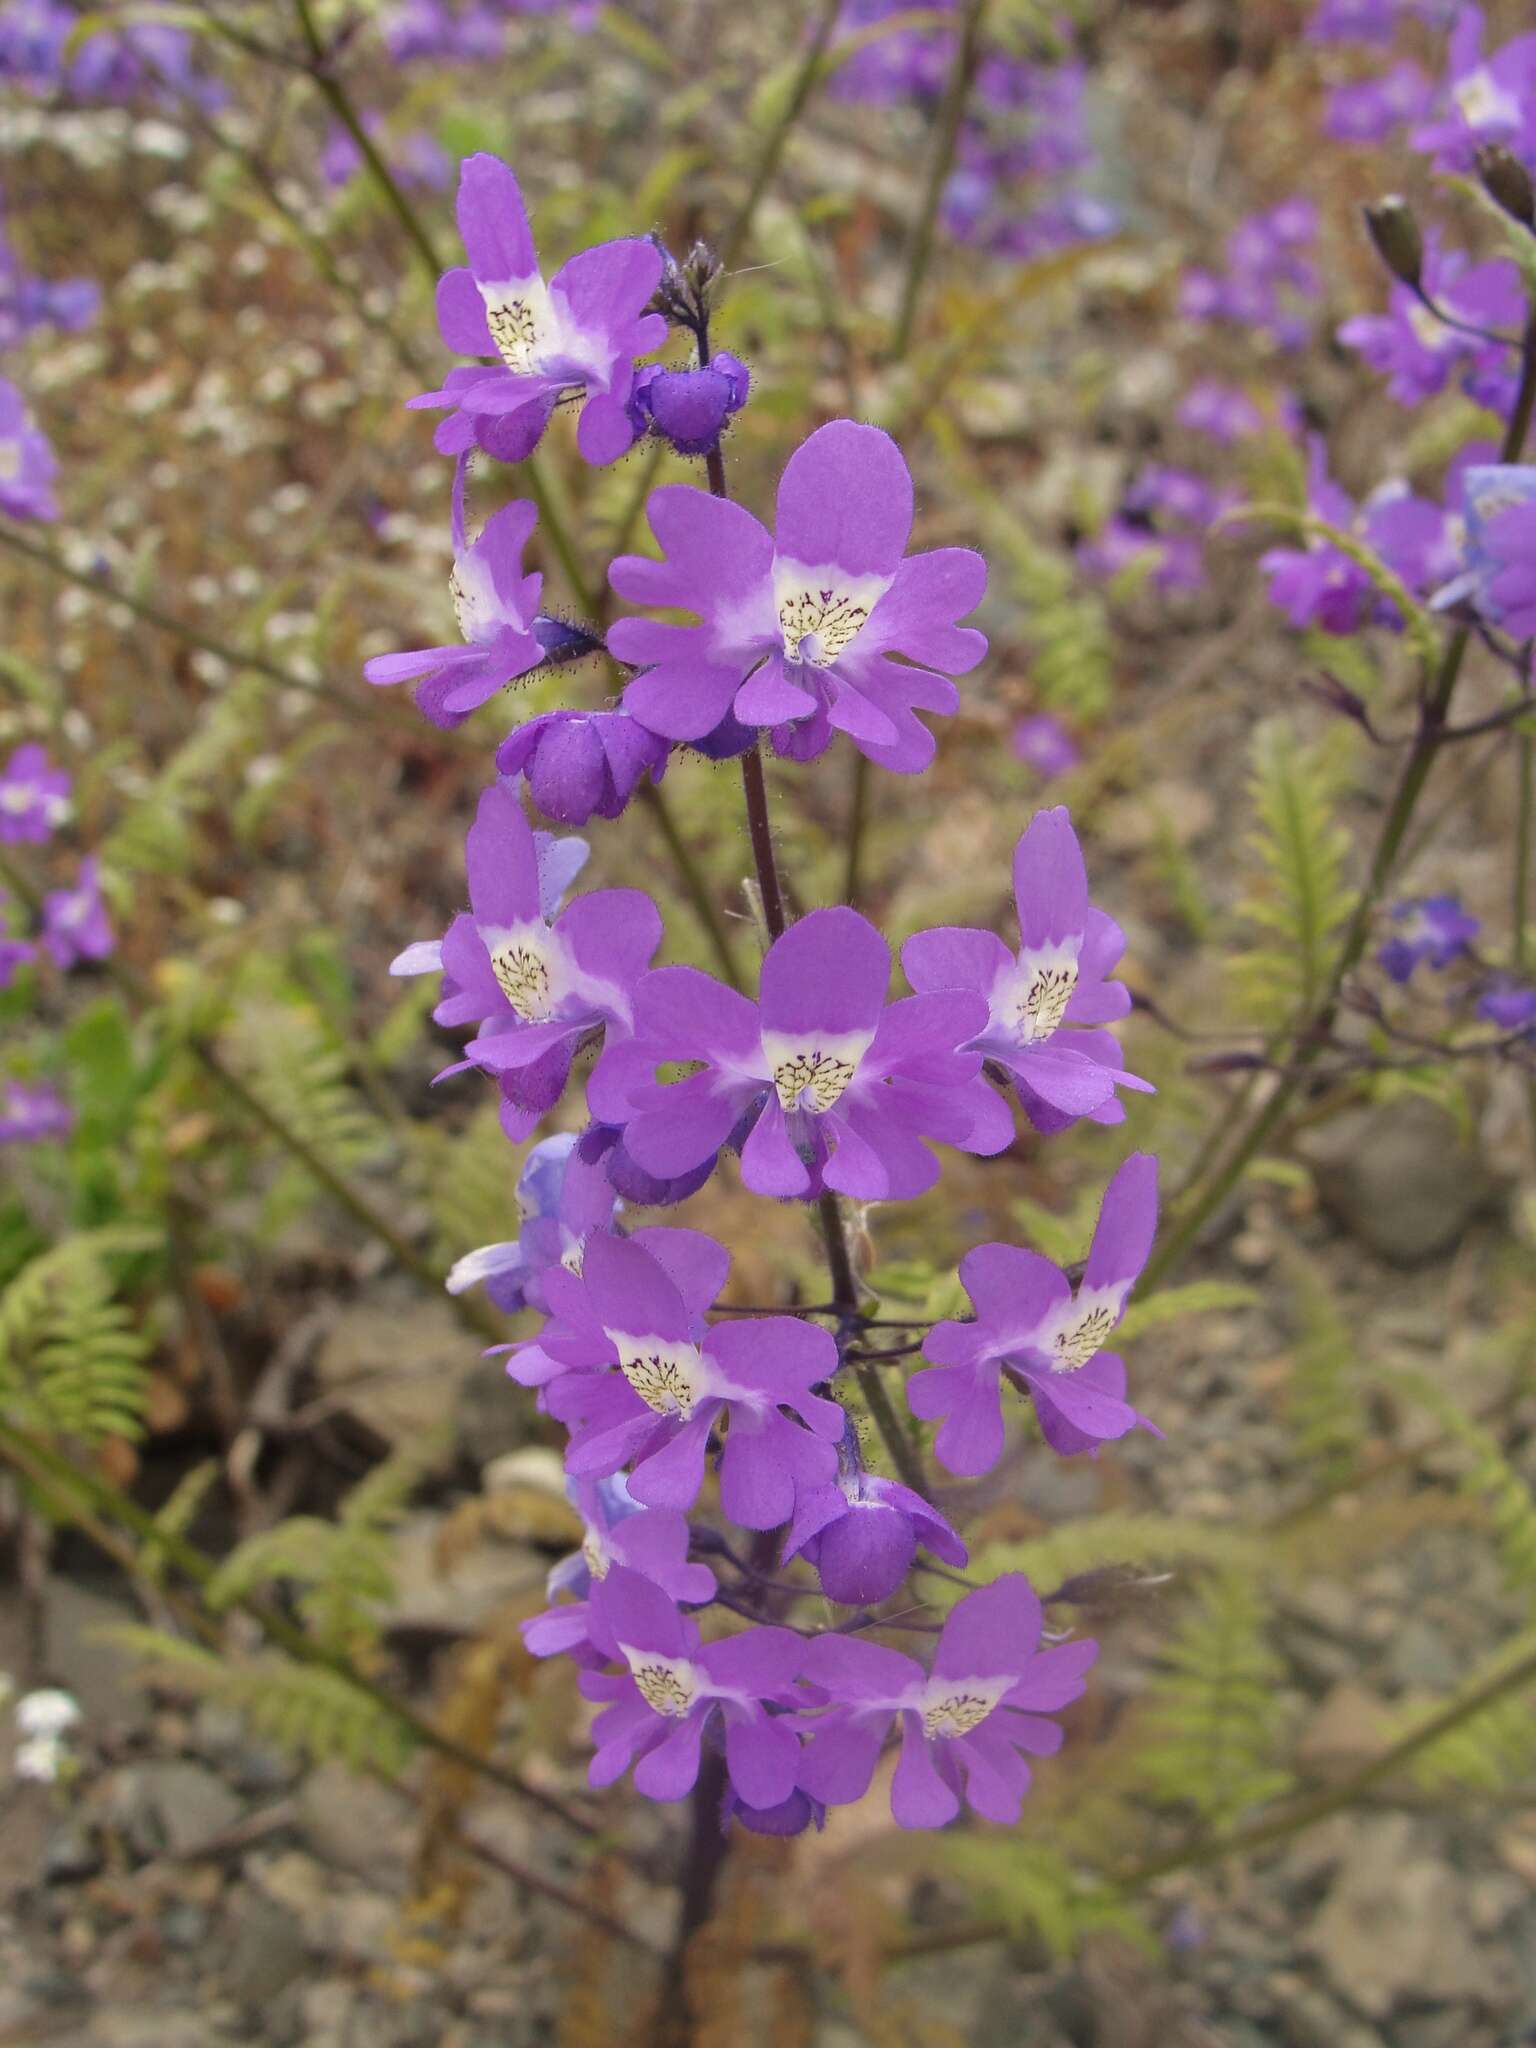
<box><xmin>99</xmin><ymin>673</ymin><xmax>274</xmax><ymax>879</ymax></box>
<box><xmin>1118</xmin><ymin>1279</ymin><xmax>1257</xmax><ymax>1342</ymax></box>
<box><xmin>415</xmin><ymin>1101</ymin><xmax>521</xmax><ymax>1271</ymax></box>
<box><xmin>988</xmin><ymin>517</ymin><xmax>1116</xmax><ymax>721</ymax></box>
<box><xmin>0</xmin><ymin>1230</ymin><xmax>157</xmax><ymax>1446</ymax></box>
<box><xmin>1009</xmin><ymin>1182</ymin><xmax>1106</xmax><ymax>1268</ymax></box>
<box><xmin>110</xmin><ymin>1628</ymin><xmax>416</xmax><ymax>1775</ymax></box>
<box><xmin>1406</xmin><ymin>1633</ymin><xmax>1536</xmax><ymax>1794</ymax></box>
<box><xmin>940</xmin><ymin>1840</ymin><xmax>1151</xmax><ymax>1960</ymax></box>
<box><xmin>204</xmin><ymin>1443</ymin><xmax>426</xmax><ymax>1654</ymax></box>
<box><xmin>1135</xmin><ymin>1571</ymin><xmax>1294</xmax><ymax>1822</ymax></box>
<box><xmin>956</xmin><ymin>1514</ymin><xmax>1266</xmax><ymax>1605</ymax></box>
<box><xmin>1387</xmin><ymin>1368</ymin><xmax>1536</xmax><ymax>1599</ymax></box>
<box><xmin>1282</xmin><ymin>1259</ymin><xmax>1367</xmax><ymax>1480</ymax></box>
<box><xmin>1230</xmin><ymin>718</ymin><xmax>1355</xmax><ymax>1023</ymax></box>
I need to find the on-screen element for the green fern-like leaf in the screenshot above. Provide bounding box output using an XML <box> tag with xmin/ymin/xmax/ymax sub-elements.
<box><xmin>940</xmin><ymin>1840</ymin><xmax>1152</xmax><ymax>1961</ymax></box>
<box><xmin>101</xmin><ymin>675</ymin><xmax>273</xmax><ymax>879</ymax></box>
<box><xmin>951</xmin><ymin>1515</ymin><xmax>1266</xmax><ymax>1606</ymax></box>
<box><xmin>1282</xmin><ymin>1258</ymin><xmax>1367</xmax><ymax>1479</ymax></box>
<box><xmin>1405</xmin><ymin>1632</ymin><xmax>1536</xmax><ymax>1794</ymax></box>
<box><xmin>0</xmin><ymin>1231</ymin><xmax>156</xmax><ymax>1445</ymax></box>
<box><xmin>1230</xmin><ymin>718</ymin><xmax>1355</xmax><ymax>1024</ymax></box>
<box><xmin>1387</xmin><ymin>1368</ymin><xmax>1536</xmax><ymax>1598</ymax></box>
<box><xmin>109</xmin><ymin>1628</ymin><xmax>416</xmax><ymax>1774</ymax></box>
<box><xmin>1118</xmin><ymin>1280</ymin><xmax>1257</xmax><ymax>1343</ymax></box>
<box><xmin>1135</xmin><ymin>1571</ymin><xmax>1295</xmax><ymax>1823</ymax></box>
<box><xmin>415</xmin><ymin>1101</ymin><xmax>522</xmax><ymax>1272</ymax></box>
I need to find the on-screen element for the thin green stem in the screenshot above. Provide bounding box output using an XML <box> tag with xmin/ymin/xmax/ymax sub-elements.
<box><xmin>719</xmin><ymin>0</ymin><xmax>843</xmax><ymax>272</ymax></box>
<box><xmin>0</xmin><ymin>1419</ymin><xmax>595</xmax><ymax>1838</ymax></box>
<box><xmin>1148</xmin><ymin>304</ymin><xmax>1536</xmax><ymax>1292</ymax></box>
<box><xmin>740</xmin><ymin>742</ymin><xmax>789</xmax><ymax>941</ymax></box>
<box><xmin>842</xmin><ymin>753</ymin><xmax>871</xmax><ymax>906</ymax></box>
<box><xmin>635</xmin><ymin>780</ymin><xmax>743</xmax><ymax>989</ymax></box>
<box><xmin>890</xmin><ymin>0</ymin><xmax>988</xmax><ymax>360</ymax></box>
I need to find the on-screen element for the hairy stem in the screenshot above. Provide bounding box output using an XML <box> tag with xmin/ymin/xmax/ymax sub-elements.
<box><xmin>1148</xmin><ymin>303</ymin><xmax>1536</xmax><ymax>1291</ymax></box>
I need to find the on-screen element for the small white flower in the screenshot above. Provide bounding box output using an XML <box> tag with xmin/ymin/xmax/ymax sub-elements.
<box><xmin>15</xmin><ymin>1688</ymin><xmax>82</xmax><ymax>1738</ymax></box>
<box><xmin>14</xmin><ymin>1734</ymin><xmax>67</xmax><ymax>1784</ymax></box>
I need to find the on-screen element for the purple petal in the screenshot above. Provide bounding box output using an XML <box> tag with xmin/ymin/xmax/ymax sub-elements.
<box><xmin>629</xmin><ymin>1225</ymin><xmax>730</xmax><ymax>1317</ymax></box>
<box><xmin>466</xmin><ymin>782</ymin><xmax>542</xmax><ymax>927</ymax></box>
<box><xmin>633</xmin><ymin>1710</ymin><xmax>706</xmax><ymax>1800</ymax></box>
<box><xmin>801</xmin><ymin>1633</ymin><xmax>920</xmax><ymax>1701</ymax></box>
<box><xmin>1082</xmin><ymin>1152</ymin><xmax>1159</xmax><ymax>1292</ymax></box>
<box><xmin>436</xmin><ymin>266</ymin><xmax>494</xmax><ymax>354</ymax></box>
<box><xmin>1013</xmin><ymin>807</ymin><xmax>1089</xmax><ymax>950</ymax></box>
<box><xmin>958</xmin><ymin>1241</ymin><xmax>1072</xmax><ymax>1336</ymax></box>
<box><xmin>798</xmin><ymin>1718</ymin><xmax>888</xmax><ymax>1805</ymax></box>
<box><xmin>1005</xmin><ymin>1638</ymin><xmax>1098</xmax><ymax>1711</ymax></box>
<box><xmin>891</xmin><ymin>1714</ymin><xmax>960</xmax><ymax>1828</ymax></box>
<box><xmin>775</xmin><ymin>421</ymin><xmax>913</xmax><ymax>578</ymax></box>
<box><xmin>704</xmin><ymin>1625</ymin><xmax>805</xmax><ymax>1694</ymax></box>
<box><xmin>934</xmin><ymin>1574</ymin><xmax>1041</xmax><ymax>1681</ymax></box>
<box><xmin>724</xmin><ymin>1713</ymin><xmax>800</xmax><ymax>1809</ymax></box>
<box><xmin>759</xmin><ymin>906</ymin><xmax>889</xmax><ymax>1037</ymax></box>
<box><xmin>901</xmin><ymin>924</ymin><xmax>1012</xmax><ymax>998</ymax></box>
<box><xmin>456</xmin><ymin>152</ymin><xmax>537</xmax><ymax>282</ymax></box>
<box><xmin>906</xmin><ymin>1360</ymin><xmax>1006</xmax><ymax>1478</ymax></box>
<box><xmin>863</xmin><ymin>547</ymin><xmax>988</xmax><ymax>671</ymax></box>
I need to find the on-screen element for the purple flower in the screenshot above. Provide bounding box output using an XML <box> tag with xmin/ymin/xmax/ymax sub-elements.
<box><xmin>0</xmin><ymin>1078</ymin><xmax>72</xmax><ymax>1145</ymax></box>
<box><xmin>522</xmin><ymin>1474</ymin><xmax>716</xmax><ymax>1662</ymax></box>
<box><xmin>628</xmin><ymin>353</ymin><xmax>750</xmax><ymax>457</ymax></box>
<box><xmin>1376</xmin><ymin>895</ymin><xmax>1481</xmax><ymax>983</ymax></box>
<box><xmin>0</xmin><ymin>742</ymin><xmax>70</xmax><ymax>843</ymax></box>
<box><xmin>41</xmin><ymin>857</ymin><xmax>112</xmax><ymax>970</ymax></box>
<box><xmin>1123</xmin><ymin>466</ymin><xmax>1232</xmax><ymax>530</ymax></box>
<box><xmin>1362</xmin><ymin>480</ymin><xmax>1461</xmax><ymax>596</ymax></box>
<box><xmin>1324</xmin><ymin>61</ymin><xmax>1435</xmax><ymax>144</ymax></box>
<box><xmin>446</xmin><ymin>1128</ymin><xmax>619</xmax><ymax>1313</ymax></box>
<box><xmin>1078</xmin><ymin>518</ymin><xmax>1206</xmax><ymax>595</ymax></box>
<box><xmin>1259</xmin><ymin>439</ymin><xmax>1376</xmax><ymax>635</ymax></box>
<box><xmin>908</xmin><ymin>1153</ymin><xmax>1160</xmax><ymax>1475</ymax></box>
<box><xmin>408</xmin><ymin>154</ymin><xmax>666</xmax><ymax>467</ymax></box>
<box><xmin>783</xmin><ymin>1466</ymin><xmax>966</xmax><ymax>1606</ymax></box>
<box><xmin>496</xmin><ymin>708</ymin><xmax>668</xmax><ymax>823</ymax></box>
<box><xmin>1011</xmin><ymin>712</ymin><xmax>1080</xmax><ymax>780</ymax></box>
<box><xmin>799</xmin><ymin>1575</ymin><xmax>1096</xmax><ymax>1828</ymax></box>
<box><xmin>390</xmin><ymin>783</ymin><xmax>660</xmax><ymax>1136</ymax></box>
<box><xmin>590</xmin><ymin>905</ymin><xmax>1012</xmax><ymax>1202</ymax></box>
<box><xmin>364</xmin><ymin>486</ymin><xmax>547</xmax><ymax>728</ymax></box>
<box><xmin>382</xmin><ymin>0</ymin><xmax>507</xmax><ymax>63</ymax></box>
<box><xmin>1175</xmin><ymin>381</ymin><xmax>1264</xmax><ymax>444</ymax></box>
<box><xmin>902</xmin><ymin>809</ymin><xmax>1152</xmax><ymax>1134</ymax></box>
<box><xmin>576</xmin><ymin>1118</ymin><xmax>719</xmax><ymax>1209</ymax></box>
<box><xmin>0</xmin><ymin>216</ymin><xmax>99</xmax><ymax>350</ymax></box>
<box><xmin>319</xmin><ymin>118</ymin><xmax>450</xmax><ymax>193</ymax></box>
<box><xmin>580</xmin><ymin>1565</ymin><xmax>807</xmax><ymax>1807</ymax></box>
<box><xmin>1478</xmin><ymin>980</ymin><xmax>1536</xmax><ymax>1033</ymax></box>
<box><xmin>1305</xmin><ymin>0</ymin><xmax>1402</xmax><ymax>43</ymax></box>
<box><xmin>1181</xmin><ymin>199</ymin><xmax>1319</xmax><ymax>351</ymax></box>
<box><xmin>721</xmin><ymin>1784</ymin><xmax>825</xmax><ymax>1837</ymax></box>
<box><xmin>522</xmin><ymin>1229</ymin><xmax>843</xmax><ymax>1522</ymax></box>
<box><xmin>1432</xmin><ymin>464</ymin><xmax>1536</xmax><ymax>635</ymax></box>
<box><xmin>1338</xmin><ymin>243</ymin><xmax>1523</xmax><ymax>409</ymax></box>
<box><xmin>1410</xmin><ymin>8</ymin><xmax>1536</xmax><ymax>171</ymax></box>
<box><xmin>609</xmin><ymin>420</ymin><xmax>988</xmax><ymax>774</ymax></box>
<box><xmin>0</xmin><ymin>378</ymin><xmax>58</xmax><ymax>522</ymax></box>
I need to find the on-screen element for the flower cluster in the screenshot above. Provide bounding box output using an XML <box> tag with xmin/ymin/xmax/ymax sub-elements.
<box><xmin>377</xmin><ymin>154</ymin><xmax>1161</xmax><ymax>1839</ymax></box>
<box><xmin>0</xmin><ymin>743</ymin><xmax>110</xmax><ymax>1148</ymax></box>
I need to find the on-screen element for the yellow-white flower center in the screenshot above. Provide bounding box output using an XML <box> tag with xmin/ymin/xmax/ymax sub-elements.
<box><xmin>998</xmin><ymin>942</ymin><xmax>1079</xmax><ymax>1046</ymax></box>
<box><xmin>1453</xmin><ymin>68</ymin><xmax>1515</xmax><ymax>129</ymax></box>
<box><xmin>581</xmin><ymin>1531</ymin><xmax>609</xmax><ymax>1580</ymax></box>
<box><xmin>772</xmin><ymin>559</ymin><xmax>890</xmax><ymax>667</ymax></box>
<box><xmin>621</xmin><ymin>1645</ymin><xmax>701</xmax><ymax>1717</ymax></box>
<box><xmin>760</xmin><ymin>1030</ymin><xmax>871</xmax><ymax>1114</ymax></box>
<box><xmin>1407</xmin><ymin>301</ymin><xmax>1454</xmax><ymax>354</ymax></box>
<box><xmin>478</xmin><ymin>274</ymin><xmax>556</xmax><ymax>375</ymax></box>
<box><xmin>611</xmin><ymin>1334</ymin><xmax>708</xmax><ymax>1417</ymax></box>
<box><xmin>919</xmin><ymin>1675</ymin><xmax>1010</xmax><ymax>1740</ymax></box>
<box><xmin>484</xmin><ymin>928</ymin><xmax>556</xmax><ymax>1020</ymax></box>
<box><xmin>1045</xmin><ymin>1285</ymin><xmax>1124</xmax><ymax>1373</ymax></box>
<box><xmin>0</xmin><ymin>440</ymin><xmax>20</xmax><ymax>483</ymax></box>
<box><xmin>449</xmin><ymin>550</ymin><xmax>501</xmax><ymax>641</ymax></box>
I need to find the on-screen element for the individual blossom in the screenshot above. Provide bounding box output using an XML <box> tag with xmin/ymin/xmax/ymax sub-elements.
<box><xmin>720</xmin><ymin>1783</ymin><xmax>826</xmax><ymax>1838</ymax></box>
<box><xmin>390</xmin><ymin>783</ymin><xmax>659</xmax><ymax>1137</ymax></box>
<box><xmin>381</xmin><ymin>0</ymin><xmax>507</xmax><ymax>64</ymax></box>
<box><xmin>41</xmin><ymin>857</ymin><xmax>112</xmax><ymax>970</ymax></box>
<box><xmin>589</xmin><ymin>905</ymin><xmax>1012</xmax><ymax>1202</ymax></box>
<box><xmin>1478</xmin><ymin>980</ymin><xmax>1536</xmax><ymax>1033</ymax></box>
<box><xmin>1259</xmin><ymin>438</ymin><xmax>1377</xmax><ymax>635</ymax></box>
<box><xmin>579</xmin><ymin>1565</ymin><xmax>807</xmax><ymax>1807</ymax></box>
<box><xmin>628</xmin><ymin>353</ymin><xmax>750</xmax><ymax>458</ymax></box>
<box><xmin>782</xmin><ymin>1452</ymin><xmax>967</xmax><ymax>1606</ymax></box>
<box><xmin>522</xmin><ymin>1474</ymin><xmax>716</xmax><ymax>1662</ymax></box>
<box><xmin>902</xmin><ymin>808</ymin><xmax>1151</xmax><ymax>1134</ymax></box>
<box><xmin>798</xmin><ymin>1575</ymin><xmax>1096</xmax><ymax>1828</ymax></box>
<box><xmin>0</xmin><ymin>1078</ymin><xmax>72</xmax><ymax>1145</ymax></box>
<box><xmin>1410</xmin><ymin>7</ymin><xmax>1536</xmax><ymax>172</ymax></box>
<box><xmin>1324</xmin><ymin>61</ymin><xmax>1435</xmax><ymax>145</ymax></box>
<box><xmin>364</xmin><ymin>481</ymin><xmax>548</xmax><ymax>728</ymax></box>
<box><xmin>1175</xmin><ymin>380</ymin><xmax>1264</xmax><ymax>444</ymax></box>
<box><xmin>907</xmin><ymin>1153</ymin><xmax>1160</xmax><ymax>1476</ymax></box>
<box><xmin>496</xmin><ymin>707</ymin><xmax>668</xmax><ymax>824</ymax></box>
<box><xmin>608</xmin><ymin>420</ymin><xmax>988</xmax><ymax>774</ymax></box>
<box><xmin>1338</xmin><ymin>240</ymin><xmax>1523</xmax><ymax>410</ymax></box>
<box><xmin>1377</xmin><ymin>895</ymin><xmax>1480</xmax><ymax>983</ymax></box>
<box><xmin>0</xmin><ymin>741</ymin><xmax>69</xmax><ymax>843</ymax></box>
<box><xmin>520</xmin><ymin>1230</ymin><xmax>844</xmax><ymax>1523</ymax></box>
<box><xmin>1180</xmin><ymin>199</ymin><xmax>1319</xmax><ymax>352</ymax></box>
<box><xmin>408</xmin><ymin>153</ymin><xmax>666</xmax><ymax>466</ymax></box>
<box><xmin>1077</xmin><ymin>517</ymin><xmax>1205</xmax><ymax>596</ymax></box>
<box><xmin>1305</xmin><ymin>0</ymin><xmax>1401</xmax><ymax>44</ymax></box>
<box><xmin>319</xmin><ymin>117</ymin><xmax>450</xmax><ymax>193</ymax></box>
<box><xmin>1431</xmin><ymin>463</ymin><xmax>1536</xmax><ymax>636</ymax></box>
<box><xmin>575</xmin><ymin>1117</ymin><xmax>720</xmax><ymax>1208</ymax></box>
<box><xmin>0</xmin><ymin>214</ymin><xmax>99</xmax><ymax>350</ymax></box>
<box><xmin>1011</xmin><ymin>712</ymin><xmax>1080</xmax><ymax>780</ymax></box>
<box><xmin>446</xmin><ymin>1128</ymin><xmax>619</xmax><ymax>1313</ymax></box>
<box><xmin>0</xmin><ymin>377</ymin><xmax>57</xmax><ymax>522</ymax></box>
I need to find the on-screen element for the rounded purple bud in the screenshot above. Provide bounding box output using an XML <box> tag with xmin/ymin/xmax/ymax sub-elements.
<box><xmin>629</xmin><ymin>352</ymin><xmax>749</xmax><ymax>457</ymax></box>
<box><xmin>497</xmin><ymin>709</ymin><xmax>668</xmax><ymax>824</ymax></box>
<box><xmin>814</xmin><ymin>1499</ymin><xmax>918</xmax><ymax>1606</ymax></box>
<box><xmin>722</xmin><ymin>1787</ymin><xmax>825</xmax><ymax>1838</ymax></box>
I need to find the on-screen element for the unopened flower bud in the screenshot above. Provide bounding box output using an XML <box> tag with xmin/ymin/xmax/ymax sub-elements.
<box><xmin>1363</xmin><ymin>196</ymin><xmax>1423</xmax><ymax>289</ymax></box>
<box><xmin>1474</xmin><ymin>144</ymin><xmax>1536</xmax><ymax>228</ymax></box>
